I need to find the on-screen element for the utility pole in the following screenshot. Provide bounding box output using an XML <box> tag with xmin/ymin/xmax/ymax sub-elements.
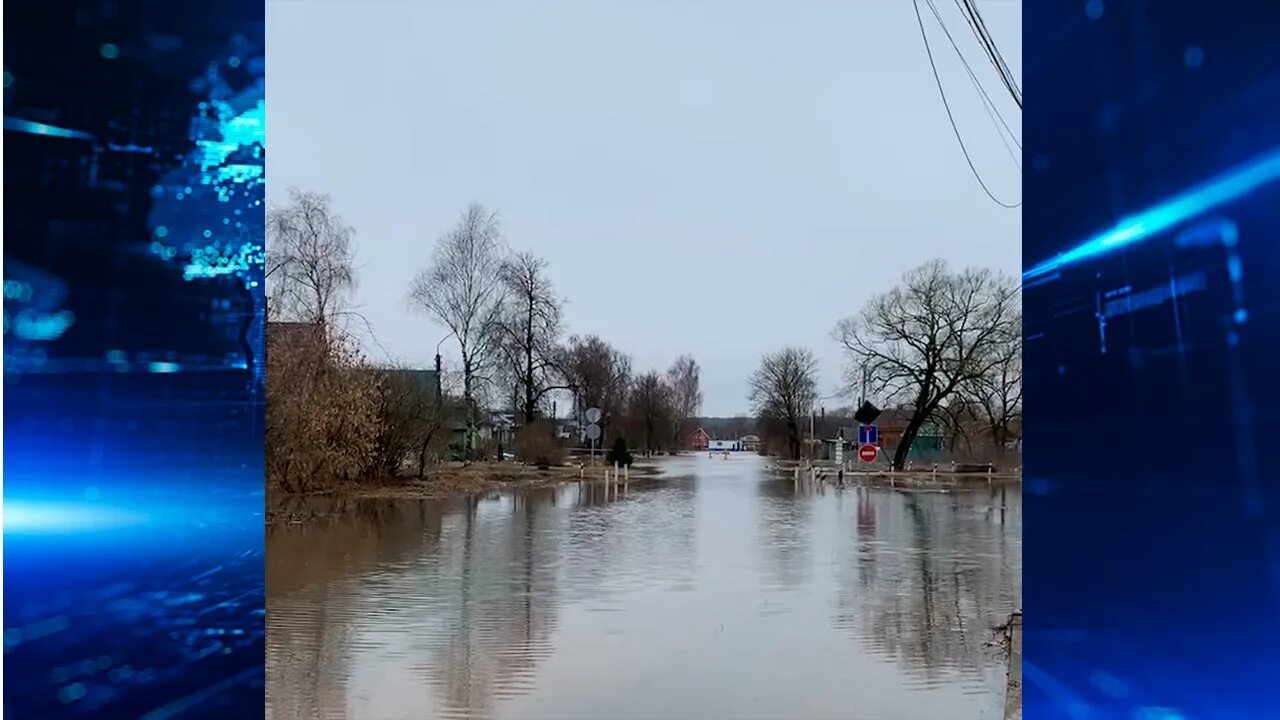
<box><xmin>434</xmin><ymin>352</ymin><xmax>442</xmax><ymax>405</ymax></box>
<box><xmin>435</xmin><ymin>334</ymin><xmax>450</xmax><ymax>407</ymax></box>
<box><xmin>809</xmin><ymin>407</ymin><xmax>815</xmax><ymax>462</ymax></box>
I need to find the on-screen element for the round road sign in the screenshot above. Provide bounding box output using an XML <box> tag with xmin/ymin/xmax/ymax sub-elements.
<box><xmin>585</xmin><ymin>423</ymin><xmax>601</xmax><ymax>441</ymax></box>
<box><xmin>585</xmin><ymin>407</ymin><xmax>602</xmax><ymax>424</ymax></box>
<box><xmin>858</xmin><ymin>444</ymin><xmax>878</xmax><ymax>463</ymax></box>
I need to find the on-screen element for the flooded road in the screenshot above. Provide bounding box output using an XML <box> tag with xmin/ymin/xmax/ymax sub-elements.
<box><xmin>267</xmin><ymin>455</ymin><xmax>1021</xmax><ymax>720</ymax></box>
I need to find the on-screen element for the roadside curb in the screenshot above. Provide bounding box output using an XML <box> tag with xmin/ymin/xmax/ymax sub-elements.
<box><xmin>1004</xmin><ymin>611</ymin><xmax>1022</xmax><ymax>720</ymax></box>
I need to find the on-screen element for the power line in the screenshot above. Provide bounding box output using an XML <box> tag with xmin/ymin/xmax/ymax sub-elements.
<box><xmin>959</xmin><ymin>0</ymin><xmax>1020</xmax><ymax>106</ymax></box>
<box><xmin>926</xmin><ymin>0</ymin><xmax>1021</xmax><ymax>148</ymax></box>
<box><xmin>972</xmin><ymin>0</ymin><xmax>1020</xmax><ymax>97</ymax></box>
<box><xmin>956</xmin><ymin>0</ymin><xmax>1021</xmax><ymax>108</ymax></box>
<box><xmin>911</xmin><ymin>0</ymin><xmax>1021</xmax><ymax>208</ymax></box>
<box><xmin>952</xmin><ymin>0</ymin><xmax>1021</xmax><ymax>109</ymax></box>
<box><xmin>923</xmin><ymin>0</ymin><xmax>1021</xmax><ymax>167</ymax></box>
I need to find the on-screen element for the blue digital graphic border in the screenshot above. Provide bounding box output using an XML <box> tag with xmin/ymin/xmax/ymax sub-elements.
<box><xmin>1024</xmin><ymin>2</ymin><xmax>1280</xmax><ymax>718</ymax></box>
<box><xmin>4</xmin><ymin>2</ymin><xmax>265</xmax><ymax>717</ymax></box>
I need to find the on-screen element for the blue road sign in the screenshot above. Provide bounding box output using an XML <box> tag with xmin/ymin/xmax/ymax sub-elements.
<box><xmin>858</xmin><ymin>424</ymin><xmax>878</xmax><ymax>445</ymax></box>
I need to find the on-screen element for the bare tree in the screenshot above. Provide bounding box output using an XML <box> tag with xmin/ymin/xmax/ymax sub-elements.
<box><xmin>264</xmin><ymin>190</ymin><xmax>386</xmax><ymax>494</ymax></box>
<box><xmin>666</xmin><ymin>354</ymin><xmax>702</xmax><ymax>451</ymax></box>
<box><xmin>368</xmin><ymin>366</ymin><xmax>457</xmax><ymax>480</ymax></box>
<box><xmin>267</xmin><ymin>189</ymin><xmax>357</xmax><ymax>329</ymax></box>
<box><xmin>935</xmin><ymin>399</ymin><xmax>977</xmax><ymax>458</ymax></box>
<box><xmin>558</xmin><ymin>335</ymin><xmax>632</xmax><ymax>442</ymax></box>
<box><xmin>629</xmin><ymin>371</ymin><xmax>674</xmax><ymax>453</ymax></box>
<box><xmin>833</xmin><ymin>260</ymin><xmax>1019</xmax><ymax>470</ymax></box>
<box><xmin>961</xmin><ymin>318</ymin><xmax>1022</xmax><ymax>461</ymax></box>
<box><xmin>748</xmin><ymin>347</ymin><xmax>819</xmax><ymax>460</ymax></box>
<box><xmin>409</xmin><ymin>204</ymin><xmax>509</xmax><ymax>457</ymax></box>
<box><xmin>496</xmin><ymin>251</ymin><xmax>567</xmax><ymax>424</ymax></box>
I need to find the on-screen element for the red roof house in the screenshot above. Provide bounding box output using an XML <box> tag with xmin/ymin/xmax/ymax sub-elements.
<box><xmin>689</xmin><ymin>427</ymin><xmax>710</xmax><ymax>451</ymax></box>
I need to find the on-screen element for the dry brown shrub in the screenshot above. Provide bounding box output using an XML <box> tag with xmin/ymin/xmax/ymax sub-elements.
<box><xmin>266</xmin><ymin>327</ymin><xmax>381</xmax><ymax>494</ymax></box>
<box><xmin>515</xmin><ymin>419</ymin><xmax>565</xmax><ymax>469</ymax></box>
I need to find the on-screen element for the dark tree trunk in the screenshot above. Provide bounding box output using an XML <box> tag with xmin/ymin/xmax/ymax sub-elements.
<box><xmin>462</xmin><ymin>357</ymin><xmax>475</xmax><ymax>461</ymax></box>
<box><xmin>892</xmin><ymin>415</ymin><xmax>928</xmax><ymax>471</ymax></box>
<box><xmin>524</xmin><ymin>296</ymin><xmax>536</xmax><ymax>424</ymax></box>
<box><xmin>990</xmin><ymin>422</ymin><xmax>1007</xmax><ymax>463</ymax></box>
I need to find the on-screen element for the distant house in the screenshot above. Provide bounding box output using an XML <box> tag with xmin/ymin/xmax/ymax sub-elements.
<box><xmin>265</xmin><ymin>320</ymin><xmax>325</xmax><ymax>358</ymax></box>
<box><xmin>689</xmin><ymin>427</ymin><xmax>710</xmax><ymax>451</ymax></box>
<box><xmin>555</xmin><ymin>417</ymin><xmax>582</xmax><ymax>441</ymax></box>
<box><xmin>490</xmin><ymin>410</ymin><xmax>518</xmax><ymax>444</ymax></box>
<box><xmin>447</xmin><ymin>411</ymin><xmax>517</xmax><ymax>460</ymax></box>
<box><xmin>867</xmin><ymin>407</ymin><xmax>945</xmax><ymax>456</ymax></box>
<box><xmin>378</xmin><ymin>367</ymin><xmax>440</xmax><ymax>404</ymax></box>
<box><xmin>739</xmin><ymin>434</ymin><xmax>762</xmax><ymax>452</ymax></box>
<box><xmin>939</xmin><ymin>403</ymin><xmax>1021</xmax><ymax>455</ymax></box>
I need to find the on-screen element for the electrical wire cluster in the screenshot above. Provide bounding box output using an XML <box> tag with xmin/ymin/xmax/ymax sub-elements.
<box><xmin>954</xmin><ymin>0</ymin><xmax>1022</xmax><ymax>109</ymax></box>
<box><xmin>912</xmin><ymin>0</ymin><xmax>1023</xmax><ymax>208</ymax></box>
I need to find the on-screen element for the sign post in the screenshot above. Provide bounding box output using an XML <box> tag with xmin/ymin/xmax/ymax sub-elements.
<box><xmin>858</xmin><ymin>444</ymin><xmax>878</xmax><ymax>464</ymax></box>
<box><xmin>834</xmin><ymin>428</ymin><xmax>845</xmax><ymax>466</ymax></box>
<box><xmin>585</xmin><ymin>423</ymin><xmax>601</xmax><ymax>465</ymax></box>
<box><xmin>585</xmin><ymin>407</ymin><xmax>602</xmax><ymax>466</ymax></box>
<box><xmin>858</xmin><ymin>424</ymin><xmax>878</xmax><ymax>446</ymax></box>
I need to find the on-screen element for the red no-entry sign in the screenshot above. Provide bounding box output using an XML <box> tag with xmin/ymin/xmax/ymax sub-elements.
<box><xmin>858</xmin><ymin>444</ymin><xmax>878</xmax><ymax>463</ymax></box>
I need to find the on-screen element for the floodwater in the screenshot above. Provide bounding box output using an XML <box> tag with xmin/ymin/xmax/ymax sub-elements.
<box><xmin>267</xmin><ymin>455</ymin><xmax>1021</xmax><ymax>720</ymax></box>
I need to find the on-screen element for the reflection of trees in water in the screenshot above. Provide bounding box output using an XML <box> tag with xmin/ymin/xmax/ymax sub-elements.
<box><xmin>832</xmin><ymin>490</ymin><xmax>1020</xmax><ymax>688</ymax></box>
<box><xmin>415</xmin><ymin>488</ymin><xmax>568</xmax><ymax>720</ymax></box>
<box><xmin>267</xmin><ymin>497</ymin><xmax>449</xmax><ymax>719</ymax></box>
<box><xmin>561</xmin><ymin>476</ymin><xmax>700</xmax><ymax>601</ymax></box>
<box><xmin>755</xmin><ymin>478</ymin><xmax>814</xmax><ymax>591</ymax></box>
<box><xmin>266</xmin><ymin>482</ymin><xmax>698</xmax><ymax>719</ymax></box>
<box><xmin>266</xmin><ymin>577</ymin><xmax>356</xmax><ymax>720</ymax></box>
<box><xmin>267</xmin><ymin>497</ymin><xmax>450</xmax><ymax>596</ymax></box>
<box><xmin>848</xmin><ymin>487</ymin><xmax>881</xmax><ymax>604</ymax></box>
<box><xmin>414</xmin><ymin>478</ymin><xmax>701</xmax><ymax>719</ymax></box>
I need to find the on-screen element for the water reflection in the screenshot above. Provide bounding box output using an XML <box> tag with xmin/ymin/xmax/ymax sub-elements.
<box><xmin>756</xmin><ymin>478</ymin><xmax>814</xmax><ymax>592</ymax></box>
<box><xmin>831</xmin><ymin>488</ymin><xmax>1021</xmax><ymax>694</ymax></box>
<box><xmin>268</xmin><ymin>457</ymin><xmax>1020</xmax><ymax>720</ymax></box>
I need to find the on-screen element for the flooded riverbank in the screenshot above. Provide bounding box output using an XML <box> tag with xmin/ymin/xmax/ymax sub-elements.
<box><xmin>267</xmin><ymin>461</ymin><xmax>665</xmax><ymax>524</ymax></box>
<box><xmin>267</xmin><ymin>454</ymin><xmax>1021</xmax><ymax>719</ymax></box>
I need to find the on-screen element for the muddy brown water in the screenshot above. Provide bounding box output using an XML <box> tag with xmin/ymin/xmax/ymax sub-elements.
<box><xmin>267</xmin><ymin>454</ymin><xmax>1021</xmax><ymax>720</ymax></box>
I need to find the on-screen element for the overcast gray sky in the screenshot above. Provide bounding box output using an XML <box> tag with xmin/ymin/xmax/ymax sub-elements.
<box><xmin>267</xmin><ymin>0</ymin><xmax>1021</xmax><ymax>417</ymax></box>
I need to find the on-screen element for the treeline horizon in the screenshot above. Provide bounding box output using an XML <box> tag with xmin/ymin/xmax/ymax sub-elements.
<box><xmin>265</xmin><ymin>191</ymin><xmax>1022</xmax><ymax>491</ymax></box>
